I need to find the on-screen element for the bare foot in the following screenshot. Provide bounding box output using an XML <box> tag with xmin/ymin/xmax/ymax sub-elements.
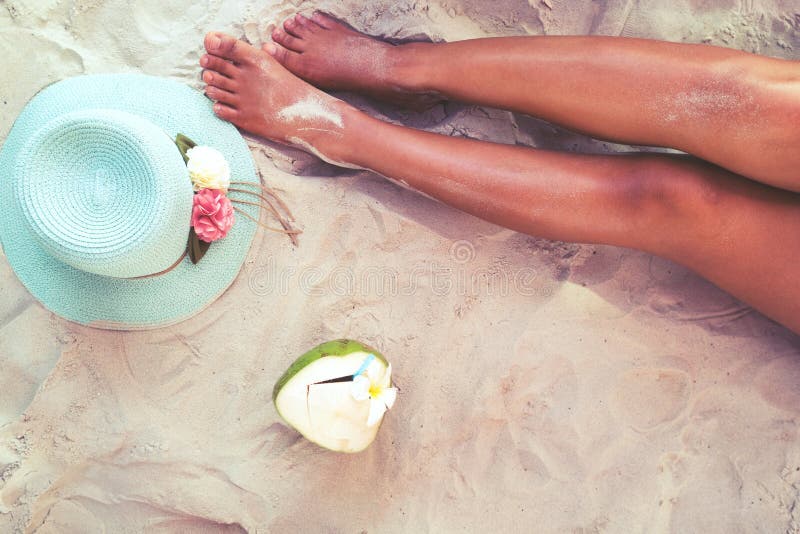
<box><xmin>269</xmin><ymin>12</ymin><xmax>443</xmax><ymax>110</ymax></box>
<box><xmin>200</xmin><ymin>32</ymin><xmax>353</xmax><ymax>163</ymax></box>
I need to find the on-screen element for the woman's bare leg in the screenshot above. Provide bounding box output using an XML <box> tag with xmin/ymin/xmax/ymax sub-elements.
<box><xmin>199</xmin><ymin>33</ymin><xmax>800</xmax><ymax>334</ymax></box>
<box><xmin>268</xmin><ymin>12</ymin><xmax>800</xmax><ymax>193</ymax></box>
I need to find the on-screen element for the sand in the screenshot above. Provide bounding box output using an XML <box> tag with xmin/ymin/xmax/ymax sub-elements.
<box><xmin>278</xmin><ymin>96</ymin><xmax>344</xmax><ymax>128</ymax></box>
<box><xmin>2</xmin><ymin>0</ymin><xmax>800</xmax><ymax>532</ymax></box>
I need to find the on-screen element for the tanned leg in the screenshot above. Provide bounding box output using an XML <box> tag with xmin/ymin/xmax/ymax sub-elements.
<box><xmin>200</xmin><ymin>32</ymin><xmax>800</xmax><ymax>334</ymax></box>
<box><xmin>269</xmin><ymin>12</ymin><xmax>800</xmax><ymax>193</ymax></box>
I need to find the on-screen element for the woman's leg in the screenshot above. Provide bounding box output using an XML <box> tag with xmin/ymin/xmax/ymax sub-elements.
<box><xmin>268</xmin><ymin>13</ymin><xmax>800</xmax><ymax>193</ymax></box>
<box><xmin>200</xmin><ymin>33</ymin><xmax>800</xmax><ymax>334</ymax></box>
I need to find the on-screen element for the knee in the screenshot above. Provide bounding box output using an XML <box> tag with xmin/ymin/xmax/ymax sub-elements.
<box><xmin>618</xmin><ymin>154</ymin><xmax>707</xmax><ymax>216</ymax></box>
<box><xmin>622</xmin><ymin>155</ymin><xmax>732</xmax><ymax>256</ymax></box>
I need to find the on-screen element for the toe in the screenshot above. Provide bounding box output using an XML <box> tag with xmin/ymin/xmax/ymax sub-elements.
<box><xmin>272</xmin><ymin>27</ymin><xmax>304</xmax><ymax>52</ymax></box>
<box><xmin>311</xmin><ymin>12</ymin><xmax>351</xmax><ymax>32</ymax></box>
<box><xmin>262</xmin><ymin>42</ymin><xmax>282</xmax><ymax>60</ymax></box>
<box><xmin>294</xmin><ymin>13</ymin><xmax>319</xmax><ymax>33</ymax></box>
<box><xmin>202</xmin><ymin>70</ymin><xmax>236</xmax><ymax>92</ymax></box>
<box><xmin>204</xmin><ymin>31</ymin><xmax>258</xmax><ymax>63</ymax></box>
<box><xmin>263</xmin><ymin>42</ymin><xmax>301</xmax><ymax>72</ymax></box>
<box><xmin>205</xmin><ymin>86</ymin><xmax>238</xmax><ymax>107</ymax></box>
<box><xmin>200</xmin><ymin>54</ymin><xmax>238</xmax><ymax>78</ymax></box>
<box><xmin>213</xmin><ymin>103</ymin><xmax>239</xmax><ymax>122</ymax></box>
<box><xmin>204</xmin><ymin>32</ymin><xmax>228</xmax><ymax>54</ymax></box>
<box><xmin>282</xmin><ymin>17</ymin><xmax>305</xmax><ymax>39</ymax></box>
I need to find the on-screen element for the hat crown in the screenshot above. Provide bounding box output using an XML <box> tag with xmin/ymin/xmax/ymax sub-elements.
<box><xmin>14</xmin><ymin>109</ymin><xmax>193</xmax><ymax>278</ymax></box>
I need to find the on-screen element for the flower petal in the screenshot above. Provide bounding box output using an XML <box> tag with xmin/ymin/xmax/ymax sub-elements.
<box><xmin>367</xmin><ymin>398</ymin><xmax>387</xmax><ymax>427</ymax></box>
<box><xmin>350</xmin><ymin>375</ymin><xmax>370</xmax><ymax>401</ymax></box>
<box><xmin>191</xmin><ymin>189</ymin><xmax>234</xmax><ymax>241</ymax></box>
<box><xmin>379</xmin><ymin>364</ymin><xmax>393</xmax><ymax>389</ymax></box>
<box><xmin>380</xmin><ymin>387</ymin><xmax>398</xmax><ymax>409</ymax></box>
<box><xmin>187</xmin><ymin>146</ymin><xmax>231</xmax><ymax>191</ymax></box>
<box><xmin>366</xmin><ymin>359</ymin><xmax>384</xmax><ymax>384</ymax></box>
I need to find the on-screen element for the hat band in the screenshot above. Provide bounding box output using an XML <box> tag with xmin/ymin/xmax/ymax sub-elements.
<box><xmin>126</xmin><ymin>249</ymin><xmax>188</xmax><ymax>279</ymax></box>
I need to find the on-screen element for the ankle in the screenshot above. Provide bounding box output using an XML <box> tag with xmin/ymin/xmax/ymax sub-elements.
<box><xmin>386</xmin><ymin>42</ymin><xmax>437</xmax><ymax>94</ymax></box>
<box><xmin>291</xmin><ymin>101</ymin><xmax>371</xmax><ymax>169</ymax></box>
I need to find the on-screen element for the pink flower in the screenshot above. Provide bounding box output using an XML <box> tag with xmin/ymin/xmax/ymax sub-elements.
<box><xmin>191</xmin><ymin>189</ymin><xmax>235</xmax><ymax>242</ymax></box>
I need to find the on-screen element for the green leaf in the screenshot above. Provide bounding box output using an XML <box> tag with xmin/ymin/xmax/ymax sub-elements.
<box><xmin>175</xmin><ymin>133</ymin><xmax>197</xmax><ymax>164</ymax></box>
<box><xmin>187</xmin><ymin>227</ymin><xmax>211</xmax><ymax>264</ymax></box>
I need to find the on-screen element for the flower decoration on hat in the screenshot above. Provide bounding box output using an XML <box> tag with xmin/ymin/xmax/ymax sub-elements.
<box><xmin>191</xmin><ymin>188</ymin><xmax>234</xmax><ymax>242</ymax></box>
<box><xmin>186</xmin><ymin>146</ymin><xmax>231</xmax><ymax>191</ymax></box>
<box><xmin>175</xmin><ymin>134</ymin><xmax>300</xmax><ymax>264</ymax></box>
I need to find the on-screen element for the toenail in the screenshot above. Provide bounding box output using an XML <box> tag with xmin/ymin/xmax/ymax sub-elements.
<box><xmin>200</xmin><ymin>55</ymin><xmax>209</xmax><ymax>67</ymax></box>
<box><xmin>264</xmin><ymin>43</ymin><xmax>277</xmax><ymax>55</ymax></box>
<box><xmin>205</xmin><ymin>72</ymin><xmax>213</xmax><ymax>81</ymax></box>
<box><xmin>209</xmin><ymin>36</ymin><xmax>220</xmax><ymax>49</ymax></box>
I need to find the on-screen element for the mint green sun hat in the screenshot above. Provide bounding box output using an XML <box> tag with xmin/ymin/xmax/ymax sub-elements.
<box><xmin>0</xmin><ymin>74</ymin><xmax>261</xmax><ymax>329</ymax></box>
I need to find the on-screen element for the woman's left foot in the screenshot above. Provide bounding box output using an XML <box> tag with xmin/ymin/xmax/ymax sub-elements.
<box><xmin>269</xmin><ymin>12</ymin><xmax>443</xmax><ymax>110</ymax></box>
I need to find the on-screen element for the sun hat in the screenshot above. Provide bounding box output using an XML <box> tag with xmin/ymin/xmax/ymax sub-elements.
<box><xmin>0</xmin><ymin>73</ymin><xmax>264</xmax><ymax>330</ymax></box>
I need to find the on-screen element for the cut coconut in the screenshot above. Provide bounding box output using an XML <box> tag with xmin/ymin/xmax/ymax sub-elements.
<box><xmin>273</xmin><ymin>339</ymin><xmax>394</xmax><ymax>453</ymax></box>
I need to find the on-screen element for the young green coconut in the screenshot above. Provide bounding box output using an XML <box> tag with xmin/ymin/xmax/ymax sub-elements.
<box><xmin>273</xmin><ymin>339</ymin><xmax>398</xmax><ymax>453</ymax></box>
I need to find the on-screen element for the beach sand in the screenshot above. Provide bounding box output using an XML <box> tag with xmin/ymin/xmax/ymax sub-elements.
<box><xmin>2</xmin><ymin>0</ymin><xmax>800</xmax><ymax>532</ymax></box>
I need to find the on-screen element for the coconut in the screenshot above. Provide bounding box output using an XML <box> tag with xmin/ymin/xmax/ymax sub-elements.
<box><xmin>273</xmin><ymin>339</ymin><xmax>396</xmax><ymax>453</ymax></box>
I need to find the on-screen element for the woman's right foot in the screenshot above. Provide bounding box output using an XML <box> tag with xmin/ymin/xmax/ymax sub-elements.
<box><xmin>269</xmin><ymin>12</ymin><xmax>443</xmax><ymax>110</ymax></box>
<box><xmin>200</xmin><ymin>31</ymin><xmax>362</xmax><ymax>166</ymax></box>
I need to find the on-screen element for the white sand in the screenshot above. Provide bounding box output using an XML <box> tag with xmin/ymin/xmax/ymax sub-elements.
<box><xmin>2</xmin><ymin>0</ymin><xmax>800</xmax><ymax>532</ymax></box>
<box><xmin>278</xmin><ymin>96</ymin><xmax>344</xmax><ymax>128</ymax></box>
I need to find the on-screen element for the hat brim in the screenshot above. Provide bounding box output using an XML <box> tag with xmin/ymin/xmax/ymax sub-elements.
<box><xmin>0</xmin><ymin>74</ymin><xmax>261</xmax><ymax>330</ymax></box>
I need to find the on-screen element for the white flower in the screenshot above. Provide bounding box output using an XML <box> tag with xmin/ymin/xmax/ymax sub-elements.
<box><xmin>350</xmin><ymin>360</ymin><xmax>397</xmax><ymax>427</ymax></box>
<box><xmin>186</xmin><ymin>146</ymin><xmax>231</xmax><ymax>192</ymax></box>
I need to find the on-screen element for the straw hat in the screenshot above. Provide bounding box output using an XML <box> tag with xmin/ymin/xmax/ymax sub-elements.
<box><xmin>0</xmin><ymin>74</ymin><xmax>262</xmax><ymax>329</ymax></box>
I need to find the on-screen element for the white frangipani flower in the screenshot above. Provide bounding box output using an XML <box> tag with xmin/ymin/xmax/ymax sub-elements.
<box><xmin>186</xmin><ymin>145</ymin><xmax>231</xmax><ymax>191</ymax></box>
<box><xmin>351</xmin><ymin>359</ymin><xmax>397</xmax><ymax>427</ymax></box>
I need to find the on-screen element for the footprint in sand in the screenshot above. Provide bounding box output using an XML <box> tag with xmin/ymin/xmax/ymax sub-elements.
<box><xmin>753</xmin><ymin>356</ymin><xmax>800</xmax><ymax>415</ymax></box>
<box><xmin>62</xmin><ymin>0</ymin><xmax>218</xmax><ymax>72</ymax></box>
<box><xmin>131</xmin><ymin>0</ymin><xmax>216</xmax><ymax>44</ymax></box>
<box><xmin>612</xmin><ymin>368</ymin><xmax>690</xmax><ymax>431</ymax></box>
<box><xmin>0</xmin><ymin>30</ymin><xmax>83</xmax><ymax>139</ymax></box>
<box><xmin>570</xmin><ymin>245</ymin><xmax>624</xmax><ymax>286</ymax></box>
<box><xmin>654</xmin><ymin>451</ymin><xmax>746</xmax><ymax>532</ymax></box>
<box><xmin>0</xmin><ymin>303</ymin><xmax>65</xmax><ymax>428</ymax></box>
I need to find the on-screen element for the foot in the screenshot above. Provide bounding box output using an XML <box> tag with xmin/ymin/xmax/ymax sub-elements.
<box><xmin>269</xmin><ymin>12</ymin><xmax>443</xmax><ymax>110</ymax></box>
<box><xmin>201</xmin><ymin>32</ymin><xmax>354</xmax><ymax>163</ymax></box>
